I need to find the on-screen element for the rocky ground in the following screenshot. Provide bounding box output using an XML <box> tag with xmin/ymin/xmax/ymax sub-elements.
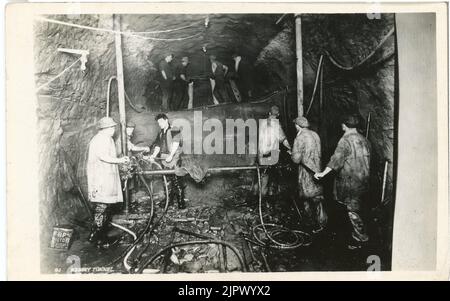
<box><xmin>43</xmin><ymin>167</ymin><xmax>391</xmax><ymax>274</ymax></box>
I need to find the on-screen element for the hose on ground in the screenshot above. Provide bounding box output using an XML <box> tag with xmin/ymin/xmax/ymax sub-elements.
<box><xmin>136</xmin><ymin>240</ymin><xmax>247</xmax><ymax>273</ymax></box>
<box><xmin>106</xmin><ymin>160</ymin><xmax>169</xmax><ymax>269</ymax></box>
<box><xmin>110</xmin><ymin>222</ymin><xmax>137</xmax><ymax>272</ymax></box>
<box><xmin>251</xmin><ymin>165</ymin><xmax>311</xmax><ymax>249</ymax></box>
<box><xmin>131</xmin><ymin>160</ymin><xmax>171</xmax><ymax>268</ymax></box>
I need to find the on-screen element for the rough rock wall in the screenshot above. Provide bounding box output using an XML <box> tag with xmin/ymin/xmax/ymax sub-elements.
<box><xmin>254</xmin><ymin>27</ymin><xmax>296</xmax><ymax>95</ymax></box>
<box><xmin>121</xmin><ymin>16</ymin><xmax>156</xmax><ymax>111</ymax></box>
<box><xmin>34</xmin><ymin>15</ymin><xmax>117</xmax><ymax>241</ymax></box>
<box><xmin>303</xmin><ymin>14</ymin><xmax>396</xmax><ymax>209</ymax></box>
<box><xmin>256</xmin><ymin>14</ymin><xmax>396</xmax><ymax>206</ymax></box>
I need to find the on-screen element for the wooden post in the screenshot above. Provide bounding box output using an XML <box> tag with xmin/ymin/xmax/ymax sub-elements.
<box><xmin>319</xmin><ymin>60</ymin><xmax>327</xmax><ymax>162</ymax></box>
<box><xmin>113</xmin><ymin>14</ymin><xmax>129</xmax><ymax>213</ymax></box>
<box><xmin>295</xmin><ymin>14</ymin><xmax>304</xmax><ymax>117</ymax></box>
<box><xmin>380</xmin><ymin>161</ymin><xmax>389</xmax><ymax>204</ymax></box>
<box><xmin>366</xmin><ymin>112</ymin><xmax>372</xmax><ymax>139</ymax></box>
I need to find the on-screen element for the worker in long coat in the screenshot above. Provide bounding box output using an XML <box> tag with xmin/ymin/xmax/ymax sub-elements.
<box><xmin>315</xmin><ymin>115</ymin><xmax>370</xmax><ymax>248</ymax></box>
<box><xmin>291</xmin><ymin>116</ymin><xmax>327</xmax><ymax>232</ymax></box>
<box><xmin>87</xmin><ymin>117</ymin><xmax>129</xmax><ymax>247</ymax></box>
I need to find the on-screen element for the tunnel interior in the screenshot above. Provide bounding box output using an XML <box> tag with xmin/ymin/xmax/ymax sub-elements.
<box><xmin>34</xmin><ymin>13</ymin><xmax>396</xmax><ymax>273</ymax></box>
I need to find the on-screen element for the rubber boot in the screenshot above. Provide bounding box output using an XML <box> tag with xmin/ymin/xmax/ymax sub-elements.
<box><xmin>173</xmin><ymin>176</ymin><xmax>186</xmax><ymax>209</ymax></box>
<box><xmin>95</xmin><ymin>225</ymin><xmax>118</xmax><ymax>250</ymax></box>
<box><xmin>96</xmin><ymin>229</ymin><xmax>111</xmax><ymax>250</ymax></box>
<box><xmin>166</xmin><ymin>177</ymin><xmax>176</xmax><ymax>208</ymax></box>
<box><xmin>88</xmin><ymin>226</ymin><xmax>102</xmax><ymax>243</ymax></box>
<box><xmin>177</xmin><ymin>188</ymin><xmax>186</xmax><ymax>209</ymax></box>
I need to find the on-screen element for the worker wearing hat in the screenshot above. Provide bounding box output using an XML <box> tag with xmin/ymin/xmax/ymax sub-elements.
<box><xmin>256</xmin><ymin>105</ymin><xmax>292</xmax><ymax>197</ymax></box>
<box><xmin>159</xmin><ymin>53</ymin><xmax>175</xmax><ymax>110</ymax></box>
<box><xmin>87</xmin><ymin>117</ymin><xmax>129</xmax><ymax>248</ymax></box>
<box><xmin>124</xmin><ymin>121</ymin><xmax>151</xmax><ymax>154</ymax></box>
<box><xmin>117</xmin><ymin>121</ymin><xmax>151</xmax><ymax>204</ymax></box>
<box><xmin>291</xmin><ymin>116</ymin><xmax>326</xmax><ymax>233</ymax></box>
<box><xmin>315</xmin><ymin>115</ymin><xmax>371</xmax><ymax>249</ymax></box>
<box><xmin>258</xmin><ymin>105</ymin><xmax>292</xmax><ymax>161</ymax></box>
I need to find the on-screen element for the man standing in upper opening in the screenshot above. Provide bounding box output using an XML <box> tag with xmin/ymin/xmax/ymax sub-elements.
<box><xmin>209</xmin><ymin>55</ymin><xmax>229</xmax><ymax>104</ymax></box>
<box><xmin>173</xmin><ymin>56</ymin><xmax>194</xmax><ymax>110</ymax></box>
<box><xmin>230</xmin><ymin>53</ymin><xmax>253</xmax><ymax>102</ymax></box>
<box><xmin>291</xmin><ymin>116</ymin><xmax>327</xmax><ymax>233</ymax></box>
<box><xmin>87</xmin><ymin>117</ymin><xmax>129</xmax><ymax>248</ymax></box>
<box><xmin>159</xmin><ymin>53</ymin><xmax>175</xmax><ymax>111</ymax></box>
<box><xmin>146</xmin><ymin>113</ymin><xmax>186</xmax><ymax>209</ymax></box>
<box><xmin>315</xmin><ymin>115</ymin><xmax>370</xmax><ymax>249</ymax></box>
<box><xmin>257</xmin><ymin>105</ymin><xmax>292</xmax><ymax>197</ymax></box>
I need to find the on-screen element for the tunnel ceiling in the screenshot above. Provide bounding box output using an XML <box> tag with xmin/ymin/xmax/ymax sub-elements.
<box><xmin>121</xmin><ymin>14</ymin><xmax>283</xmax><ymax>71</ymax></box>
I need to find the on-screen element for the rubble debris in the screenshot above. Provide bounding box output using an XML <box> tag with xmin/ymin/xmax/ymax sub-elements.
<box><xmin>59</xmin><ymin>172</ymin><xmax>320</xmax><ymax>274</ymax></box>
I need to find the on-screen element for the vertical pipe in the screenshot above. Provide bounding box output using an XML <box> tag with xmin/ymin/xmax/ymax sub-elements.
<box><xmin>106</xmin><ymin>76</ymin><xmax>117</xmax><ymax>118</ymax></box>
<box><xmin>319</xmin><ymin>60</ymin><xmax>327</xmax><ymax>161</ymax></box>
<box><xmin>282</xmin><ymin>87</ymin><xmax>289</xmax><ymax>130</ymax></box>
<box><xmin>295</xmin><ymin>14</ymin><xmax>304</xmax><ymax>117</ymax></box>
<box><xmin>113</xmin><ymin>14</ymin><xmax>129</xmax><ymax>213</ymax></box>
<box><xmin>319</xmin><ymin>62</ymin><xmax>323</xmax><ymax>129</ymax></box>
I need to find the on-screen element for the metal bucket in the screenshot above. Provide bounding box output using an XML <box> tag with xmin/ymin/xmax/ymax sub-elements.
<box><xmin>49</xmin><ymin>226</ymin><xmax>74</xmax><ymax>250</ymax></box>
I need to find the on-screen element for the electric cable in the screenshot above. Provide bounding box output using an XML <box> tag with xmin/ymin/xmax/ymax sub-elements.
<box><xmin>325</xmin><ymin>27</ymin><xmax>395</xmax><ymax>71</ymax></box>
<box><xmin>36</xmin><ymin>17</ymin><xmax>203</xmax><ymax>42</ymax></box>
<box><xmin>305</xmin><ymin>55</ymin><xmax>324</xmax><ymax>116</ymax></box>
<box><xmin>131</xmin><ymin>20</ymin><xmax>203</xmax><ymax>34</ymax></box>
<box><xmin>35</xmin><ymin>57</ymin><xmax>82</xmax><ymax>92</ymax></box>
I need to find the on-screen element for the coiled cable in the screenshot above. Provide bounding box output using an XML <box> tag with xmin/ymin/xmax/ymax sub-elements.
<box><xmin>252</xmin><ymin>165</ymin><xmax>311</xmax><ymax>249</ymax></box>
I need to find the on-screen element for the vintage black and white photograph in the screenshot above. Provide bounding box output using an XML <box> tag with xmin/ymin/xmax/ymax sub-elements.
<box><xmin>4</xmin><ymin>3</ymin><xmax>440</xmax><ymax>278</ymax></box>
